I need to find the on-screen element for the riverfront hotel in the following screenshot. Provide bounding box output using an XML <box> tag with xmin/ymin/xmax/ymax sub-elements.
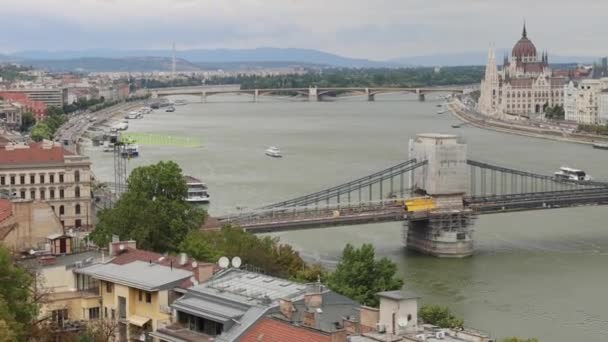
<box><xmin>478</xmin><ymin>24</ymin><xmax>567</xmax><ymax>117</ymax></box>
<box><xmin>0</xmin><ymin>140</ymin><xmax>93</xmax><ymax>230</ymax></box>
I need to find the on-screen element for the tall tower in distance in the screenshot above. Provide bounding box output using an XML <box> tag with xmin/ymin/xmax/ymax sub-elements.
<box><xmin>172</xmin><ymin>42</ymin><xmax>177</xmax><ymax>75</ymax></box>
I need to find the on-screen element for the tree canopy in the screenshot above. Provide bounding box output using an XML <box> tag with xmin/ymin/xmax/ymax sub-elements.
<box><xmin>180</xmin><ymin>226</ymin><xmax>325</xmax><ymax>281</ymax></box>
<box><xmin>501</xmin><ymin>338</ymin><xmax>539</xmax><ymax>342</ymax></box>
<box><xmin>0</xmin><ymin>245</ymin><xmax>38</xmax><ymax>341</ymax></box>
<box><xmin>30</xmin><ymin>107</ymin><xmax>67</xmax><ymax>142</ymax></box>
<box><xmin>91</xmin><ymin>161</ymin><xmax>207</xmax><ymax>252</ymax></box>
<box><xmin>418</xmin><ymin>305</ymin><xmax>464</xmax><ymax>329</ymax></box>
<box><xmin>326</xmin><ymin>243</ymin><xmax>403</xmax><ymax>307</ymax></box>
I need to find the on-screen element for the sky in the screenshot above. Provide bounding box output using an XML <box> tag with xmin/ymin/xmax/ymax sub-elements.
<box><xmin>0</xmin><ymin>0</ymin><xmax>606</xmax><ymax>60</ymax></box>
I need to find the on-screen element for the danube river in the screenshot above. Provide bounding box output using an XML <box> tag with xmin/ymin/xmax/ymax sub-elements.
<box><xmin>86</xmin><ymin>94</ymin><xmax>608</xmax><ymax>341</ymax></box>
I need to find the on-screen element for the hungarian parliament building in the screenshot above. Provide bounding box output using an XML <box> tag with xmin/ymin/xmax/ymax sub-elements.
<box><xmin>478</xmin><ymin>25</ymin><xmax>567</xmax><ymax>118</ymax></box>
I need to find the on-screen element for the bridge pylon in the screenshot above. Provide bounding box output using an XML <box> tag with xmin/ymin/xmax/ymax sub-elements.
<box><xmin>406</xmin><ymin>133</ymin><xmax>474</xmax><ymax>257</ymax></box>
<box><xmin>308</xmin><ymin>86</ymin><xmax>319</xmax><ymax>102</ymax></box>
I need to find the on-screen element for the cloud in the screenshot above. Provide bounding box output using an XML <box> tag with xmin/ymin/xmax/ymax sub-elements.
<box><xmin>0</xmin><ymin>0</ymin><xmax>607</xmax><ymax>59</ymax></box>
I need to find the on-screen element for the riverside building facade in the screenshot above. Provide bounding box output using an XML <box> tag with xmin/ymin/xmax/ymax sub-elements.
<box><xmin>0</xmin><ymin>141</ymin><xmax>93</xmax><ymax>230</ymax></box>
<box><xmin>478</xmin><ymin>24</ymin><xmax>567</xmax><ymax>118</ymax></box>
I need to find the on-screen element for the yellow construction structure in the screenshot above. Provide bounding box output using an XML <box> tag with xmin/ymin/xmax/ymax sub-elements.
<box><xmin>404</xmin><ymin>197</ymin><xmax>436</xmax><ymax>212</ymax></box>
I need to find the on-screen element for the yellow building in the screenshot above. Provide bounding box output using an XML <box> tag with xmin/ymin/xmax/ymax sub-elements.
<box><xmin>76</xmin><ymin>260</ymin><xmax>194</xmax><ymax>341</ymax></box>
<box><xmin>0</xmin><ymin>140</ymin><xmax>93</xmax><ymax>230</ymax></box>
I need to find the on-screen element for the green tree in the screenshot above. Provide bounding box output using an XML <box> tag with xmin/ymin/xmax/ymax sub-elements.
<box><xmin>327</xmin><ymin>243</ymin><xmax>403</xmax><ymax>307</ymax></box>
<box><xmin>20</xmin><ymin>112</ymin><xmax>36</xmax><ymax>132</ymax></box>
<box><xmin>0</xmin><ymin>245</ymin><xmax>38</xmax><ymax>341</ymax></box>
<box><xmin>30</xmin><ymin>122</ymin><xmax>52</xmax><ymax>141</ymax></box>
<box><xmin>419</xmin><ymin>305</ymin><xmax>464</xmax><ymax>329</ymax></box>
<box><xmin>91</xmin><ymin>161</ymin><xmax>207</xmax><ymax>252</ymax></box>
<box><xmin>501</xmin><ymin>338</ymin><xmax>539</xmax><ymax>342</ymax></box>
<box><xmin>180</xmin><ymin>226</ymin><xmax>313</xmax><ymax>279</ymax></box>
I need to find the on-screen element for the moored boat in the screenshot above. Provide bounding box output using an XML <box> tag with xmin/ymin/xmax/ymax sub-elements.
<box><xmin>592</xmin><ymin>143</ymin><xmax>608</xmax><ymax>150</ymax></box>
<box><xmin>184</xmin><ymin>176</ymin><xmax>210</xmax><ymax>203</ymax></box>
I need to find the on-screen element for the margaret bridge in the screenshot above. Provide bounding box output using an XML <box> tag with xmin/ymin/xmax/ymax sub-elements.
<box><xmin>150</xmin><ymin>86</ymin><xmax>468</xmax><ymax>102</ymax></box>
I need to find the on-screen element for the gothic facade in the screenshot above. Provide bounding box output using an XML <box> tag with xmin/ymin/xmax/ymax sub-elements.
<box><xmin>478</xmin><ymin>25</ymin><xmax>567</xmax><ymax>118</ymax></box>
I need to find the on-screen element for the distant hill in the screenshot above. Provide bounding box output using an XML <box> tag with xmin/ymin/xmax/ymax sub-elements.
<box><xmin>390</xmin><ymin>49</ymin><xmax>600</xmax><ymax>66</ymax></box>
<box><xmin>11</xmin><ymin>48</ymin><xmax>398</xmax><ymax>68</ymax></box>
<box><xmin>27</xmin><ymin>57</ymin><xmax>202</xmax><ymax>72</ymax></box>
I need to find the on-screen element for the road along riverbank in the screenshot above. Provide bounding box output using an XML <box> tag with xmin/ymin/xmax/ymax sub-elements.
<box><xmin>448</xmin><ymin>98</ymin><xmax>608</xmax><ymax>146</ymax></box>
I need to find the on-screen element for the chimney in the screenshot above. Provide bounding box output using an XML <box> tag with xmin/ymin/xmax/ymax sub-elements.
<box><xmin>178</xmin><ymin>253</ymin><xmax>188</xmax><ymax>266</ymax></box>
<box><xmin>304</xmin><ymin>292</ymin><xmax>323</xmax><ymax>308</ymax></box>
<box><xmin>358</xmin><ymin>306</ymin><xmax>379</xmax><ymax>334</ymax></box>
<box><xmin>196</xmin><ymin>263</ymin><xmax>215</xmax><ymax>283</ymax></box>
<box><xmin>303</xmin><ymin>311</ymin><xmax>316</xmax><ymax>328</ymax></box>
<box><xmin>279</xmin><ymin>298</ymin><xmax>295</xmax><ymax>321</ymax></box>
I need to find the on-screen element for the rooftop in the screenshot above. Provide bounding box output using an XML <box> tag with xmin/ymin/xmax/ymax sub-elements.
<box><xmin>241</xmin><ymin>317</ymin><xmax>333</xmax><ymax>342</ymax></box>
<box><xmin>188</xmin><ymin>268</ymin><xmax>308</xmax><ymax>305</ymax></box>
<box><xmin>0</xmin><ymin>199</ymin><xmax>12</xmax><ymax>223</ymax></box>
<box><xmin>75</xmin><ymin>260</ymin><xmax>193</xmax><ymax>291</ymax></box>
<box><xmin>0</xmin><ymin>141</ymin><xmax>73</xmax><ymax>166</ymax></box>
<box><xmin>377</xmin><ymin>290</ymin><xmax>420</xmax><ymax>301</ymax></box>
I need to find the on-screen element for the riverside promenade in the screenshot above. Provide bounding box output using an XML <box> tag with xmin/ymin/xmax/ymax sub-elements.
<box><xmin>448</xmin><ymin>99</ymin><xmax>608</xmax><ymax>146</ymax></box>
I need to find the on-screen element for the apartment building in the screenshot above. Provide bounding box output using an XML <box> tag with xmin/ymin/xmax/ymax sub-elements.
<box><xmin>0</xmin><ymin>141</ymin><xmax>93</xmax><ymax>230</ymax></box>
<box><xmin>1</xmin><ymin>87</ymin><xmax>67</xmax><ymax>108</ymax></box>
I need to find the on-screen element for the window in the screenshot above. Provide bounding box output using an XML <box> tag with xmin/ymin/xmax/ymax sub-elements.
<box><xmin>50</xmin><ymin>189</ymin><xmax>55</xmax><ymax>199</ymax></box>
<box><xmin>75</xmin><ymin>219</ymin><xmax>82</xmax><ymax>228</ymax></box>
<box><xmin>75</xmin><ymin>186</ymin><xmax>80</xmax><ymax>198</ymax></box>
<box><xmin>30</xmin><ymin>190</ymin><xmax>35</xmax><ymax>200</ymax></box>
<box><xmin>106</xmin><ymin>282</ymin><xmax>113</xmax><ymax>293</ymax></box>
<box><xmin>146</xmin><ymin>292</ymin><xmax>152</xmax><ymax>304</ymax></box>
<box><xmin>111</xmin><ymin>309</ymin><xmax>115</xmax><ymax>320</ymax></box>
<box><xmin>30</xmin><ymin>174</ymin><xmax>35</xmax><ymax>184</ymax></box>
<box><xmin>118</xmin><ymin>296</ymin><xmax>126</xmax><ymax>319</ymax></box>
<box><xmin>74</xmin><ymin>170</ymin><xmax>80</xmax><ymax>183</ymax></box>
<box><xmin>20</xmin><ymin>175</ymin><xmax>25</xmax><ymax>184</ymax></box>
<box><xmin>105</xmin><ymin>307</ymin><xmax>108</xmax><ymax>319</ymax></box>
<box><xmin>0</xmin><ymin>176</ymin><xmax>4</xmax><ymax>185</ymax></box>
<box><xmin>39</xmin><ymin>174</ymin><xmax>45</xmax><ymax>184</ymax></box>
<box><xmin>50</xmin><ymin>174</ymin><xmax>55</xmax><ymax>184</ymax></box>
<box><xmin>59</xmin><ymin>174</ymin><xmax>64</xmax><ymax>183</ymax></box>
<box><xmin>52</xmin><ymin>309</ymin><xmax>69</xmax><ymax>326</ymax></box>
<box><xmin>59</xmin><ymin>205</ymin><xmax>65</xmax><ymax>215</ymax></box>
<box><xmin>10</xmin><ymin>176</ymin><xmax>15</xmax><ymax>185</ymax></box>
<box><xmin>40</xmin><ymin>189</ymin><xmax>45</xmax><ymax>200</ymax></box>
<box><xmin>139</xmin><ymin>290</ymin><xmax>143</xmax><ymax>302</ymax></box>
<box><xmin>75</xmin><ymin>204</ymin><xmax>81</xmax><ymax>215</ymax></box>
<box><xmin>59</xmin><ymin>189</ymin><xmax>64</xmax><ymax>199</ymax></box>
<box><xmin>20</xmin><ymin>190</ymin><xmax>26</xmax><ymax>199</ymax></box>
<box><xmin>89</xmin><ymin>307</ymin><xmax>100</xmax><ymax>320</ymax></box>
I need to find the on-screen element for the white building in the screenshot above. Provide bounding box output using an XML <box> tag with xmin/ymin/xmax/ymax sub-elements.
<box><xmin>564</xmin><ymin>81</ymin><xmax>578</xmax><ymax>122</ymax></box>
<box><xmin>572</xmin><ymin>79</ymin><xmax>602</xmax><ymax>124</ymax></box>
<box><xmin>478</xmin><ymin>24</ymin><xmax>567</xmax><ymax>118</ymax></box>
<box><xmin>599</xmin><ymin>90</ymin><xmax>608</xmax><ymax>124</ymax></box>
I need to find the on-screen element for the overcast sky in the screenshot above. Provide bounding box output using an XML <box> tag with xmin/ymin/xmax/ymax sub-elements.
<box><xmin>1</xmin><ymin>0</ymin><xmax>606</xmax><ymax>59</ymax></box>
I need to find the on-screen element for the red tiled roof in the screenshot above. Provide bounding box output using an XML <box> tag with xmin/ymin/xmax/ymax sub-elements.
<box><xmin>0</xmin><ymin>199</ymin><xmax>12</xmax><ymax>223</ymax></box>
<box><xmin>241</xmin><ymin>318</ymin><xmax>332</xmax><ymax>342</ymax></box>
<box><xmin>0</xmin><ymin>143</ymin><xmax>68</xmax><ymax>165</ymax></box>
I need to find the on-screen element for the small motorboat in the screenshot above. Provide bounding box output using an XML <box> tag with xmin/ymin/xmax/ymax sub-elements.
<box><xmin>592</xmin><ymin>143</ymin><xmax>608</xmax><ymax>150</ymax></box>
<box><xmin>265</xmin><ymin>146</ymin><xmax>282</xmax><ymax>158</ymax></box>
<box><xmin>165</xmin><ymin>106</ymin><xmax>176</xmax><ymax>112</ymax></box>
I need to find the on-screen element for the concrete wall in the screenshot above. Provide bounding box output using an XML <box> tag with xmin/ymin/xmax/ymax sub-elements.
<box><xmin>378</xmin><ymin>297</ymin><xmax>418</xmax><ymax>335</ymax></box>
<box><xmin>1</xmin><ymin>200</ymin><xmax>63</xmax><ymax>252</ymax></box>
<box><xmin>409</xmin><ymin>134</ymin><xmax>468</xmax><ymax>196</ymax></box>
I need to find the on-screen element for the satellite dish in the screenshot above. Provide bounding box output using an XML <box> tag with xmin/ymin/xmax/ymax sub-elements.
<box><xmin>218</xmin><ymin>256</ymin><xmax>230</xmax><ymax>269</ymax></box>
<box><xmin>191</xmin><ymin>261</ymin><xmax>198</xmax><ymax>268</ymax></box>
<box><xmin>231</xmin><ymin>256</ymin><xmax>242</xmax><ymax>268</ymax></box>
<box><xmin>119</xmin><ymin>244</ymin><xmax>125</xmax><ymax>250</ymax></box>
<box><xmin>397</xmin><ymin>317</ymin><xmax>409</xmax><ymax>327</ymax></box>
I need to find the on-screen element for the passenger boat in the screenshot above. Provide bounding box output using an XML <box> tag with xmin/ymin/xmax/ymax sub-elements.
<box><xmin>554</xmin><ymin>166</ymin><xmax>591</xmax><ymax>181</ymax></box>
<box><xmin>265</xmin><ymin>146</ymin><xmax>282</xmax><ymax>158</ymax></box>
<box><xmin>437</xmin><ymin>109</ymin><xmax>447</xmax><ymax>115</ymax></box>
<box><xmin>592</xmin><ymin>143</ymin><xmax>608</xmax><ymax>150</ymax></box>
<box><xmin>184</xmin><ymin>176</ymin><xmax>210</xmax><ymax>203</ymax></box>
<box><xmin>174</xmin><ymin>99</ymin><xmax>188</xmax><ymax>106</ymax></box>
<box><xmin>120</xmin><ymin>144</ymin><xmax>139</xmax><ymax>158</ymax></box>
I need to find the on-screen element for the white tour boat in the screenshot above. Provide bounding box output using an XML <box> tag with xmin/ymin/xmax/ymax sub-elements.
<box><xmin>265</xmin><ymin>146</ymin><xmax>282</xmax><ymax>158</ymax></box>
<box><xmin>184</xmin><ymin>176</ymin><xmax>210</xmax><ymax>203</ymax></box>
<box><xmin>554</xmin><ymin>166</ymin><xmax>591</xmax><ymax>181</ymax></box>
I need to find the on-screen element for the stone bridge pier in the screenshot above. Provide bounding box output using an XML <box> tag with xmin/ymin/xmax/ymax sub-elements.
<box><xmin>308</xmin><ymin>86</ymin><xmax>319</xmax><ymax>101</ymax></box>
<box><xmin>416</xmin><ymin>89</ymin><xmax>426</xmax><ymax>101</ymax></box>
<box><xmin>406</xmin><ymin>133</ymin><xmax>474</xmax><ymax>257</ymax></box>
